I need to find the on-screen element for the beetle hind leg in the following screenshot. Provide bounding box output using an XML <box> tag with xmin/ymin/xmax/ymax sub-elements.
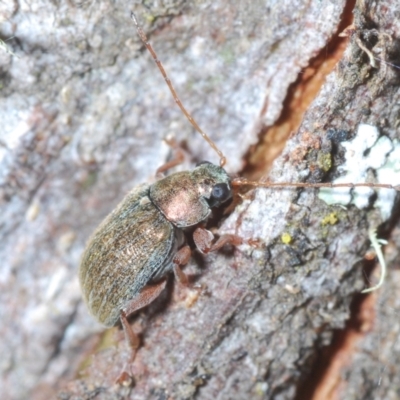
<box><xmin>116</xmin><ymin>279</ymin><xmax>167</xmax><ymax>386</ymax></box>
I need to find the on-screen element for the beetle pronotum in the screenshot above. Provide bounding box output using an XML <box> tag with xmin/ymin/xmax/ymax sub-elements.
<box><xmin>79</xmin><ymin>12</ymin><xmax>400</xmax><ymax>385</ymax></box>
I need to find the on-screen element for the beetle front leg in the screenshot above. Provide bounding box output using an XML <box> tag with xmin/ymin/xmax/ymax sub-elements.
<box><xmin>193</xmin><ymin>227</ymin><xmax>242</xmax><ymax>254</ymax></box>
<box><xmin>116</xmin><ymin>279</ymin><xmax>167</xmax><ymax>386</ymax></box>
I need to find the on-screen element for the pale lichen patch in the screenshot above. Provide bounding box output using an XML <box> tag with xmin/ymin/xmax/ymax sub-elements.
<box><xmin>318</xmin><ymin>124</ymin><xmax>400</xmax><ymax>220</ymax></box>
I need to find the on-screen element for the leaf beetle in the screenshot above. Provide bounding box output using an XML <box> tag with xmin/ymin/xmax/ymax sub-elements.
<box><xmin>79</xmin><ymin>158</ymin><xmax>240</xmax><ymax>382</ymax></box>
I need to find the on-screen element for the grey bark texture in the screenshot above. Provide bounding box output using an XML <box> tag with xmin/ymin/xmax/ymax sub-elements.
<box><xmin>1</xmin><ymin>0</ymin><xmax>400</xmax><ymax>399</ymax></box>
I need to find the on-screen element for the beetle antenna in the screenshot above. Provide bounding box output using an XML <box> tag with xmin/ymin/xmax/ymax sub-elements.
<box><xmin>232</xmin><ymin>178</ymin><xmax>400</xmax><ymax>191</ymax></box>
<box><xmin>130</xmin><ymin>12</ymin><xmax>227</xmax><ymax>167</ymax></box>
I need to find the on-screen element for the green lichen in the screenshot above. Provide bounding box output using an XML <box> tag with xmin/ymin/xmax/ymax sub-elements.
<box><xmin>317</xmin><ymin>152</ymin><xmax>332</xmax><ymax>172</ymax></box>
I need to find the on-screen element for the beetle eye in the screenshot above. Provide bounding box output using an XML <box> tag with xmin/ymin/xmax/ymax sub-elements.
<box><xmin>211</xmin><ymin>183</ymin><xmax>231</xmax><ymax>202</ymax></box>
<box><xmin>196</xmin><ymin>160</ymin><xmax>212</xmax><ymax>167</ymax></box>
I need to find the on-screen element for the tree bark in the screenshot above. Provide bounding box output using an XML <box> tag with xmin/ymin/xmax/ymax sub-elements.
<box><xmin>1</xmin><ymin>1</ymin><xmax>399</xmax><ymax>399</ymax></box>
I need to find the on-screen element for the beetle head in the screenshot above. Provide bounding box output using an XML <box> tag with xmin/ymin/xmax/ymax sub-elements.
<box><xmin>192</xmin><ymin>161</ymin><xmax>232</xmax><ymax>208</ymax></box>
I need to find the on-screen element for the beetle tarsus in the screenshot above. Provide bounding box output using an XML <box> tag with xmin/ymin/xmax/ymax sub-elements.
<box><xmin>115</xmin><ymin>370</ymin><xmax>134</xmax><ymax>387</ymax></box>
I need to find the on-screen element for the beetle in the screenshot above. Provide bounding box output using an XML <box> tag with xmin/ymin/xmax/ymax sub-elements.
<box><xmin>79</xmin><ymin>160</ymin><xmax>239</xmax><ymax>325</ymax></box>
<box><xmin>79</xmin><ymin>157</ymin><xmax>241</xmax><ymax>382</ymax></box>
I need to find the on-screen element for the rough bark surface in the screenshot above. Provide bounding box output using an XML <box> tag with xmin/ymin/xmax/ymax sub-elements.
<box><xmin>1</xmin><ymin>1</ymin><xmax>399</xmax><ymax>399</ymax></box>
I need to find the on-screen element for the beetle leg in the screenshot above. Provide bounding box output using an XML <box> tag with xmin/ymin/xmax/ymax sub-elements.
<box><xmin>116</xmin><ymin>280</ymin><xmax>167</xmax><ymax>385</ymax></box>
<box><xmin>156</xmin><ymin>138</ymin><xmax>185</xmax><ymax>177</ymax></box>
<box><xmin>174</xmin><ymin>245</ymin><xmax>209</xmax><ymax>294</ymax></box>
<box><xmin>115</xmin><ymin>311</ymin><xmax>138</xmax><ymax>386</ymax></box>
<box><xmin>193</xmin><ymin>227</ymin><xmax>242</xmax><ymax>254</ymax></box>
<box><xmin>172</xmin><ymin>245</ymin><xmax>191</xmax><ymax>286</ymax></box>
<box><xmin>122</xmin><ymin>279</ymin><xmax>167</xmax><ymax>316</ymax></box>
